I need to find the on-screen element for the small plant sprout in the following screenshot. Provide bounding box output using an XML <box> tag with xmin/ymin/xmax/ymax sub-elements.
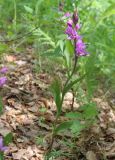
<box><xmin>0</xmin><ymin>67</ymin><xmax>12</xmax><ymax>160</ymax></box>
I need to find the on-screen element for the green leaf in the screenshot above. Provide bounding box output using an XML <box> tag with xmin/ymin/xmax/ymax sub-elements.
<box><xmin>97</xmin><ymin>4</ymin><xmax>115</xmax><ymax>27</ymax></box>
<box><xmin>65</xmin><ymin>40</ymin><xmax>74</xmax><ymax>55</ymax></box>
<box><xmin>70</xmin><ymin>121</ymin><xmax>85</xmax><ymax>134</ymax></box>
<box><xmin>53</xmin><ymin>46</ymin><xmax>62</xmax><ymax>57</ymax></box>
<box><xmin>85</xmin><ymin>54</ymin><xmax>98</xmax><ymax>100</ymax></box>
<box><xmin>58</xmin><ymin>40</ymin><xmax>65</xmax><ymax>53</ymax></box>
<box><xmin>24</xmin><ymin>6</ymin><xmax>33</xmax><ymax>14</ymax></box>
<box><xmin>63</xmin><ymin>74</ymin><xmax>85</xmax><ymax>96</ymax></box>
<box><xmin>0</xmin><ymin>97</ymin><xmax>3</xmax><ymax>114</ymax></box>
<box><xmin>81</xmin><ymin>103</ymin><xmax>98</xmax><ymax>120</ymax></box>
<box><xmin>4</xmin><ymin>133</ymin><xmax>13</xmax><ymax>145</ymax></box>
<box><xmin>101</xmin><ymin>5</ymin><xmax>115</xmax><ymax>19</ymax></box>
<box><xmin>64</xmin><ymin>48</ymin><xmax>70</xmax><ymax>68</ymax></box>
<box><xmin>63</xmin><ymin>40</ymin><xmax>74</xmax><ymax>69</ymax></box>
<box><xmin>55</xmin><ymin>121</ymin><xmax>73</xmax><ymax>134</ymax></box>
<box><xmin>65</xmin><ymin>112</ymin><xmax>82</xmax><ymax>119</ymax></box>
<box><xmin>51</xmin><ymin>78</ymin><xmax>62</xmax><ymax>115</ymax></box>
<box><xmin>35</xmin><ymin>0</ymin><xmax>44</xmax><ymax>15</ymax></box>
<box><xmin>0</xmin><ymin>153</ymin><xmax>4</xmax><ymax>160</ymax></box>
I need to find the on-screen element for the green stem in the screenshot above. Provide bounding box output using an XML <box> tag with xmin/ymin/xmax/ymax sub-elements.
<box><xmin>64</xmin><ymin>57</ymin><xmax>78</xmax><ymax>88</ymax></box>
<box><xmin>61</xmin><ymin>56</ymin><xmax>78</xmax><ymax>104</ymax></box>
<box><xmin>46</xmin><ymin>57</ymin><xmax>78</xmax><ymax>158</ymax></box>
<box><xmin>71</xmin><ymin>88</ymin><xmax>75</xmax><ymax>111</ymax></box>
<box><xmin>0</xmin><ymin>152</ymin><xmax>4</xmax><ymax>160</ymax></box>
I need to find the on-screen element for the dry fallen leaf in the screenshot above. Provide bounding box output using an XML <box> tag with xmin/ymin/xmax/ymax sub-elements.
<box><xmin>12</xmin><ymin>149</ymin><xmax>27</xmax><ymax>159</ymax></box>
<box><xmin>86</xmin><ymin>151</ymin><xmax>97</xmax><ymax>160</ymax></box>
<box><xmin>5</xmin><ymin>55</ymin><xmax>16</xmax><ymax>62</ymax></box>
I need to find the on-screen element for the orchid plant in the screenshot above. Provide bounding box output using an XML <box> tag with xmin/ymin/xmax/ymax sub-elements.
<box><xmin>45</xmin><ymin>10</ymin><xmax>97</xmax><ymax>159</ymax></box>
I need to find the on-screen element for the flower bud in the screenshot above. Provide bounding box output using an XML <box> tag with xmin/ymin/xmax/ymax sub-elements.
<box><xmin>73</xmin><ymin>10</ymin><xmax>78</xmax><ymax>25</ymax></box>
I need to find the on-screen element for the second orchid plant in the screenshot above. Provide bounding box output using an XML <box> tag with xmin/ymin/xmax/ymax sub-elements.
<box><xmin>0</xmin><ymin>67</ymin><xmax>8</xmax><ymax>113</ymax></box>
<box><xmin>0</xmin><ymin>67</ymin><xmax>8</xmax><ymax>88</ymax></box>
<box><xmin>0</xmin><ymin>67</ymin><xmax>11</xmax><ymax>160</ymax></box>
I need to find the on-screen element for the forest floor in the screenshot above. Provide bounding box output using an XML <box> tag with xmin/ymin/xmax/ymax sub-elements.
<box><xmin>0</xmin><ymin>49</ymin><xmax>115</xmax><ymax>160</ymax></box>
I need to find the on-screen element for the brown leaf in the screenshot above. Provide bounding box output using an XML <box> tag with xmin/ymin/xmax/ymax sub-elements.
<box><xmin>5</xmin><ymin>55</ymin><xmax>16</xmax><ymax>62</ymax></box>
<box><xmin>86</xmin><ymin>151</ymin><xmax>97</xmax><ymax>160</ymax></box>
<box><xmin>12</xmin><ymin>149</ymin><xmax>27</xmax><ymax>159</ymax></box>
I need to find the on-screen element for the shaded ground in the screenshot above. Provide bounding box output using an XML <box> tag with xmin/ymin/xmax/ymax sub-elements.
<box><xmin>0</xmin><ymin>50</ymin><xmax>115</xmax><ymax>160</ymax></box>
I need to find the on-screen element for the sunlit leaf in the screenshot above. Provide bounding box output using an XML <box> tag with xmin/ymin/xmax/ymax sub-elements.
<box><xmin>24</xmin><ymin>5</ymin><xmax>33</xmax><ymax>14</ymax></box>
<box><xmin>4</xmin><ymin>133</ymin><xmax>13</xmax><ymax>145</ymax></box>
<box><xmin>70</xmin><ymin>121</ymin><xmax>85</xmax><ymax>134</ymax></box>
<box><xmin>51</xmin><ymin>78</ymin><xmax>62</xmax><ymax>115</ymax></box>
<box><xmin>55</xmin><ymin>121</ymin><xmax>73</xmax><ymax>134</ymax></box>
<box><xmin>66</xmin><ymin>112</ymin><xmax>82</xmax><ymax>119</ymax></box>
<box><xmin>81</xmin><ymin>103</ymin><xmax>98</xmax><ymax>120</ymax></box>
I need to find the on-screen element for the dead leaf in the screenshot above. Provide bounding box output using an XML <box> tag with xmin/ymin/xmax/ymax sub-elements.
<box><xmin>12</xmin><ymin>149</ymin><xmax>27</xmax><ymax>159</ymax></box>
<box><xmin>5</xmin><ymin>55</ymin><xmax>16</xmax><ymax>62</ymax></box>
<box><xmin>86</xmin><ymin>151</ymin><xmax>97</xmax><ymax>160</ymax></box>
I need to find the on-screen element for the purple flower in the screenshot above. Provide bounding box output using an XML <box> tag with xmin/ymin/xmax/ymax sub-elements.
<box><xmin>0</xmin><ymin>77</ymin><xmax>7</xmax><ymax>87</ymax></box>
<box><xmin>65</xmin><ymin>25</ymin><xmax>78</xmax><ymax>40</ymax></box>
<box><xmin>75</xmin><ymin>24</ymin><xmax>81</xmax><ymax>30</ymax></box>
<box><xmin>67</xmin><ymin>19</ymin><xmax>73</xmax><ymax>26</ymax></box>
<box><xmin>76</xmin><ymin>39</ymin><xmax>89</xmax><ymax>56</ymax></box>
<box><xmin>65</xmin><ymin>24</ymin><xmax>82</xmax><ymax>40</ymax></box>
<box><xmin>0</xmin><ymin>67</ymin><xmax>8</xmax><ymax>74</ymax></box>
<box><xmin>64</xmin><ymin>10</ymin><xmax>89</xmax><ymax>57</ymax></box>
<box><xmin>0</xmin><ymin>137</ymin><xmax>8</xmax><ymax>152</ymax></box>
<box><xmin>64</xmin><ymin>12</ymin><xmax>71</xmax><ymax>17</ymax></box>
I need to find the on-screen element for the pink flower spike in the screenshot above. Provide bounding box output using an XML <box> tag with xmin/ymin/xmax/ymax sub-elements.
<box><xmin>73</xmin><ymin>10</ymin><xmax>79</xmax><ymax>24</ymax></box>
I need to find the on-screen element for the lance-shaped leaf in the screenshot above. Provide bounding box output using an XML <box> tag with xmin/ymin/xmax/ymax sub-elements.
<box><xmin>51</xmin><ymin>78</ymin><xmax>62</xmax><ymax>115</ymax></box>
<box><xmin>63</xmin><ymin>74</ymin><xmax>85</xmax><ymax>96</ymax></box>
<box><xmin>55</xmin><ymin>121</ymin><xmax>73</xmax><ymax>134</ymax></box>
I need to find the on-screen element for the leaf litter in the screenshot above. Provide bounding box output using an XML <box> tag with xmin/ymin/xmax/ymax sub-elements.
<box><xmin>0</xmin><ymin>51</ymin><xmax>115</xmax><ymax>160</ymax></box>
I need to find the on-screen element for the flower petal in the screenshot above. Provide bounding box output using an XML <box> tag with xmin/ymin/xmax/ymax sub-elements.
<box><xmin>0</xmin><ymin>77</ymin><xmax>7</xmax><ymax>87</ymax></box>
<box><xmin>64</xmin><ymin>12</ymin><xmax>71</xmax><ymax>17</ymax></box>
<box><xmin>0</xmin><ymin>67</ymin><xmax>8</xmax><ymax>74</ymax></box>
<box><xmin>1</xmin><ymin>146</ymin><xmax>8</xmax><ymax>152</ymax></box>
